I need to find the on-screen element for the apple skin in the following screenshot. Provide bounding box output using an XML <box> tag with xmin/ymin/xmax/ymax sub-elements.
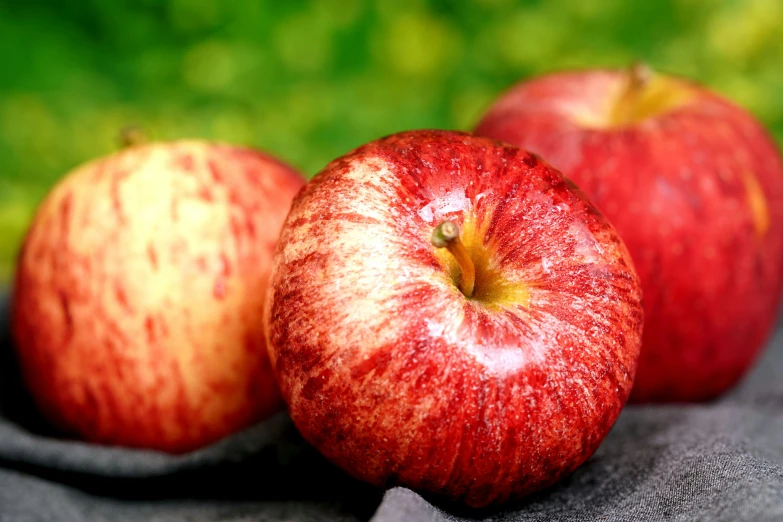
<box><xmin>264</xmin><ymin>130</ymin><xmax>643</xmax><ymax>507</ymax></box>
<box><xmin>475</xmin><ymin>69</ymin><xmax>783</xmax><ymax>403</ymax></box>
<box><xmin>11</xmin><ymin>140</ymin><xmax>305</xmax><ymax>453</ymax></box>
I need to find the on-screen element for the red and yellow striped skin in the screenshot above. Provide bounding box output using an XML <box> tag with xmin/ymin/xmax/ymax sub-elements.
<box><xmin>12</xmin><ymin>140</ymin><xmax>304</xmax><ymax>453</ymax></box>
<box><xmin>265</xmin><ymin>130</ymin><xmax>643</xmax><ymax>507</ymax></box>
<box><xmin>476</xmin><ymin>69</ymin><xmax>783</xmax><ymax>402</ymax></box>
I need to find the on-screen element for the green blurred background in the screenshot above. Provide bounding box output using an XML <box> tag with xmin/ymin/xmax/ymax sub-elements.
<box><xmin>1</xmin><ymin>0</ymin><xmax>782</xmax><ymax>284</ymax></box>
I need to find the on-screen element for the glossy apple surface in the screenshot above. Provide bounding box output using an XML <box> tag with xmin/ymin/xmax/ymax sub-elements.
<box><xmin>12</xmin><ymin>140</ymin><xmax>304</xmax><ymax>453</ymax></box>
<box><xmin>476</xmin><ymin>67</ymin><xmax>783</xmax><ymax>402</ymax></box>
<box><xmin>264</xmin><ymin>130</ymin><xmax>643</xmax><ymax>507</ymax></box>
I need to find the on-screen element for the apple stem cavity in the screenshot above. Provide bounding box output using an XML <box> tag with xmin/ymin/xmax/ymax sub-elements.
<box><xmin>119</xmin><ymin>125</ymin><xmax>147</xmax><ymax>149</ymax></box>
<box><xmin>610</xmin><ymin>62</ymin><xmax>654</xmax><ymax>127</ymax></box>
<box><xmin>432</xmin><ymin>220</ymin><xmax>476</xmax><ymax>298</ymax></box>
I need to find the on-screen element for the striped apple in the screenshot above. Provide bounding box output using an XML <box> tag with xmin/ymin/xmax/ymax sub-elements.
<box><xmin>476</xmin><ymin>65</ymin><xmax>783</xmax><ymax>402</ymax></box>
<box><xmin>264</xmin><ymin>130</ymin><xmax>643</xmax><ymax>507</ymax></box>
<box><xmin>12</xmin><ymin>140</ymin><xmax>304</xmax><ymax>452</ymax></box>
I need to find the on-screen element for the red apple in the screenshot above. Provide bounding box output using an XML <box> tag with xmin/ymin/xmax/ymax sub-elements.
<box><xmin>475</xmin><ymin>66</ymin><xmax>783</xmax><ymax>402</ymax></box>
<box><xmin>264</xmin><ymin>130</ymin><xmax>643</xmax><ymax>507</ymax></box>
<box><xmin>11</xmin><ymin>139</ymin><xmax>305</xmax><ymax>453</ymax></box>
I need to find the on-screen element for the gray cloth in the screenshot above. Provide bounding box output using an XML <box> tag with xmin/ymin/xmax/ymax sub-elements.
<box><xmin>1</xmin><ymin>291</ymin><xmax>782</xmax><ymax>522</ymax></box>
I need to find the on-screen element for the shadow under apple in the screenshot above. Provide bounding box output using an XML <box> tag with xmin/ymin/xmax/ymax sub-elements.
<box><xmin>0</xmin><ymin>291</ymin><xmax>382</xmax><ymax>519</ymax></box>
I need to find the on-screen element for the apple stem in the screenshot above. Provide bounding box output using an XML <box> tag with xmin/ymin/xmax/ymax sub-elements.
<box><xmin>432</xmin><ymin>221</ymin><xmax>476</xmax><ymax>298</ymax></box>
<box><xmin>611</xmin><ymin>62</ymin><xmax>653</xmax><ymax>127</ymax></box>
<box><xmin>119</xmin><ymin>125</ymin><xmax>147</xmax><ymax>149</ymax></box>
